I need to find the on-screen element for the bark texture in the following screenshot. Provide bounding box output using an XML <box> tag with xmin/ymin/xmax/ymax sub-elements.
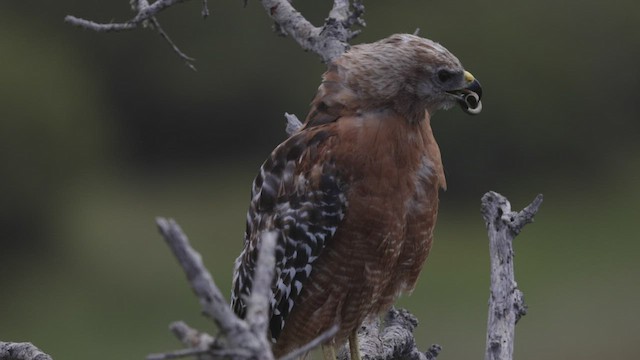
<box><xmin>481</xmin><ymin>191</ymin><xmax>543</xmax><ymax>360</ymax></box>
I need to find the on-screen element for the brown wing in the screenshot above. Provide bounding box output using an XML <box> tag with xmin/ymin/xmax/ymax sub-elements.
<box><xmin>230</xmin><ymin>126</ymin><xmax>348</xmax><ymax>341</ymax></box>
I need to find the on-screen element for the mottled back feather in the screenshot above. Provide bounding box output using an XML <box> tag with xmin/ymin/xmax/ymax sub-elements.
<box><xmin>231</xmin><ymin>128</ymin><xmax>347</xmax><ymax>340</ymax></box>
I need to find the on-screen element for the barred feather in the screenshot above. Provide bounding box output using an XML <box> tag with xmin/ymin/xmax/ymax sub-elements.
<box><xmin>231</xmin><ymin>128</ymin><xmax>347</xmax><ymax>340</ymax></box>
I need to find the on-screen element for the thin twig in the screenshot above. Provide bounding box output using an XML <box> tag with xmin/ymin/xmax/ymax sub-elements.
<box><xmin>65</xmin><ymin>0</ymin><xmax>183</xmax><ymax>30</ymax></box>
<box><xmin>149</xmin><ymin>17</ymin><xmax>197</xmax><ymax>71</ymax></box>
<box><xmin>64</xmin><ymin>16</ymin><xmax>137</xmax><ymax>32</ymax></box>
<box><xmin>169</xmin><ymin>321</ymin><xmax>216</xmax><ymax>350</ymax></box>
<box><xmin>65</xmin><ymin>0</ymin><xmax>195</xmax><ymax>70</ymax></box>
<box><xmin>147</xmin><ymin>347</ymin><xmax>210</xmax><ymax>360</ymax></box>
<box><xmin>284</xmin><ymin>112</ymin><xmax>303</xmax><ymax>136</ymax></box>
<box><xmin>201</xmin><ymin>0</ymin><xmax>210</xmax><ymax>18</ymax></box>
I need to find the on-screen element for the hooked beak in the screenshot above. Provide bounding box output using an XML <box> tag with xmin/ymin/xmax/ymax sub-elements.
<box><xmin>448</xmin><ymin>71</ymin><xmax>483</xmax><ymax>115</ymax></box>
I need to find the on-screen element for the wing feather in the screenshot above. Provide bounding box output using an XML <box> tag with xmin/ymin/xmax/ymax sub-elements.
<box><xmin>231</xmin><ymin>128</ymin><xmax>347</xmax><ymax>341</ymax></box>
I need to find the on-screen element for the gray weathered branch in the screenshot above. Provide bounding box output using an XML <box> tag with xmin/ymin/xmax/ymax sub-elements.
<box><xmin>156</xmin><ymin>218</ymin><xmax>246</xmax><ymax>335</ymax></box>
<box><xmin>65</xmin><ymin>0</ymin><xmax>364</xmax><ymax>67</ymax></box>
<box><xmin>65</xmin><ymin>0</ymin><xmax>198</xmax><ymax>70</ymax></box>
<box><xmin>153</xmin><ymin>218</ymin><xmax>342</xmax><ymax>360</ymax></box>
<box><xmin>154</xmin><ymin>217</ymin><xmax>274</xmax><ymax>359</ymax></box>
<box><xmin>0</xmin><ymin>342</ymin><xmax>53</xmax><ymax>360</ymax></box>
<box><xmin>152</xmin><ymin>218</ymin><xmax>429</xmax><ymax>360</ymax></box>
<box><xmin>284</xmin><ymin>112</ymin><xmax>303</xmax><ymax>136</ymax></box>
<box><xmin>65</xmin><ymin>0</ymin><xmax>193</xmax><ymax>31</ymax></box>
<box><xmin>259</xmin><ymin>0</ymin><xmax>365</xmax><ymax>62</ymax></box>
<box><xmin>336</xmin><ymin>308</ymin><xmax>441</xmax><ymax>360</ymax></box>
<box><xmin>481</xmin><ymin>192</ymin><xmax>543</xmax><ymax>360</ymax></box>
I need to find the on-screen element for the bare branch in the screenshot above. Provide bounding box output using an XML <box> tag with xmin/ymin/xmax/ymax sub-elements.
<box><xmin>63</xmin><ymin>16</ymin><xmax>137</xmax><ymax>32</ymax></box>
<box><xmin>336</xmin><ymin>308</ymin><xmax>440</xmax><ymax>360</ymax></box>
<box><xmin>480</xmin><ymin>192</ymin><xmax>543</xmax><ymax>360</ymax></box>
<box><xmin>148</xmin><ymin>17</ymin><xmax>197</xmax><ymax>71</ymax></box>
<box><xmin>153</xmin><ymin>218</ymin><xmax>335</xmax><ymax>360</ymax></box>
<box><xmin>65</xmin><ymin>0</ymin><xmax>184</xmax><ymax>30</ymax></box>
<box><xmin>65</xmin><ymin>0</ymin><xmax>196</xmax><ymax>70</ymax></box>
<box><xmin>201</xmin><ymin>0</ymin><xmax>210</xmax><ymax>18</ymax></box>
<box><xmin>284</xmin><ymin>112</ymin><xmax>303</xmax><ymax>136</ymax></box>
<box><xmin>245</xmin><ymin>231</ymin><xmax>277</xmax><ymax>338</ymax></box>
<box><xmin>155</xmin><ymin>218</ymin><xmax>247</xmax><ymax>336</ymax></box>
<box><xmin>169</xmin><ymin>321</ymin><xmax>215</xmax><ymax>348</ymax></box>
<box><xmin>0</xmin><ymin>342</ymin><xmax>53</xmax><ymax>360</ymax></box>
<box><xmin>147</xmin><ymin>347</ymin><xmax>210</xmax><ymax>360</ymax></box>
<box><xmin>66</xmin><ymin>0</ymin><xmax>365</xmax><ymax>66</ymax></box>
<box><xmin>259</xmin><ymin>0</ymin><xmax>365</xmax><ymax>62</ymax></box>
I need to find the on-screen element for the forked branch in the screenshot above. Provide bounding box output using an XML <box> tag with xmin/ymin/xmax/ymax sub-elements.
<box><xmin>65</xmin><ymin>0</ymin><xmax>365</xmax><ymax>69</ymax></box>
<box><xmin>65</xmin><ymin>0</ymin><xmax>197</xmax><ymax>70</ymax></box>
<box><xmin>481</xmin><ymin>192</ymin><xmax>543</xmax><ymax>360</ymax></box>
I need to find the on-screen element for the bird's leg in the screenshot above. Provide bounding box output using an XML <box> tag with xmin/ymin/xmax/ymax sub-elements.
<box><xmin>348</xmin><ymin>330</ymin><xmax>361</xmax><ymax>360</ymax></box>
<box><xmin>321</xmin><ymin>343</ymin><xmax>337</xmax><ymax>360</ymax></box>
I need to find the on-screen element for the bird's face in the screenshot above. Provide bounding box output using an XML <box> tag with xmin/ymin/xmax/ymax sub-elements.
<box><xmin>341</xmin><ymin>34</ymin><xmax>483</xmax><ymax>117</ymax></box>
<box><xmin>414</xmin><ymin>45</ymin><xmax>483</xmax><ymax>115</ymax></box>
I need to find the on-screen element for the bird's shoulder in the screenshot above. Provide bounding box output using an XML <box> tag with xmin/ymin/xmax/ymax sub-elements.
<box><xmin>303</xmin><ymin>64</ymin><xmax>362</xmax><ymax>128</ymax></box>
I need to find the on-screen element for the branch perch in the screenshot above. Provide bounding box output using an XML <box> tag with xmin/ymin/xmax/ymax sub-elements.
<box><xmin>335</xmin><ymin>308</ymin><xmax>441</xmax><ymax>360</ymax></box>
<box><xmin>481</xmin><ymin>192</ymin><xmax>543</xmax><ymax>360</ymax></box>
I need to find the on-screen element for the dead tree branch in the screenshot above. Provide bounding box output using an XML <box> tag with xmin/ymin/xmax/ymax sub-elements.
<box><xmin>152</xmin><ymin>217</ymin><xmax>428</xmax><ymax>360</ymax></box>
<box><xmin>65</xmin><ymin>0</ymin><xmax>365</xmax><ymax>68</ymax></box>
<box><xmin>336</xmin><ymin>308</ymin><xmax>441</xmax><ymax>360</ymax></box>
<box><xmin>284</xmin><ymin>112</ymin><xmax>303</xmax><ymax>136</ymax></box>
<box><xmin>156</xmin><ymin>218</ymin><xmax>245</xmax><ymax>335</ymax></box>
<box><xmin>154</xmin><ymin>217</ymin><xmax>273</xmax><ymax>359</ymax></box>
<box><xmin>259</xmin><ymin>0</ymin><xmax>365</xmax><ymax>62</ymax></box>
<box><xmin>65</xmin><ymin>0</ymin><xmax>197</xmax><ymax>70</ymax></box>
<box><xmin>0</xmin><ymin>342</ymin><xmax>53</xmax><ymax>360</ymax></box>
<box><xmin>153</xmin><ymin>218</ymin><xmax>340</xmax><ymax>360</ymax></box>
<box><xmin>481</xmin><ymin>192</ymin><xmax>543</xmax><ymax>360</ymax></box>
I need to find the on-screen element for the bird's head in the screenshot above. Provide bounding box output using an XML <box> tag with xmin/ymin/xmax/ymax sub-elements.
<box><xmin>336</xmin><ymin>34</ymin><xmax>482</xmax><ymax>121</ymax></box>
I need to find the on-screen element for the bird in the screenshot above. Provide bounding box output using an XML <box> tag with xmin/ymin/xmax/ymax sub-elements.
<box><xmin>230</xmin><ymin>33</ymin><xmax>482</xmax><ymax>359</ymax></box>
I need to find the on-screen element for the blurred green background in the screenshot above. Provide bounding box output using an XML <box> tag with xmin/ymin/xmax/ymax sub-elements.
<box><xmin>1</xmin><ymin>1</ymin><xmax>639</xmax><ymax>359</ymax></box>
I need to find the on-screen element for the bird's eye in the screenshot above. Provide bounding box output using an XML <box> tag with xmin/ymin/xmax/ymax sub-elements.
<box><xmin>437</xmin><ymin>69</ymin><xmax>455</xmax><ymax>83</ymax></box>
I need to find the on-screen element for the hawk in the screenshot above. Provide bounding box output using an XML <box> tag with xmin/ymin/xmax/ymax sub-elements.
<box><xmin>231</xmin><ymin>33</ymin><xmax>482</xmax><ymax>359</ymax></box>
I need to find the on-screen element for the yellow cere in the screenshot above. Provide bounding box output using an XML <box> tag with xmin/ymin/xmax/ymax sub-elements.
<box><xmin>464</xmin><ymin>71</ymin><xmax>475</xmax><ymax>83</ymax></box>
